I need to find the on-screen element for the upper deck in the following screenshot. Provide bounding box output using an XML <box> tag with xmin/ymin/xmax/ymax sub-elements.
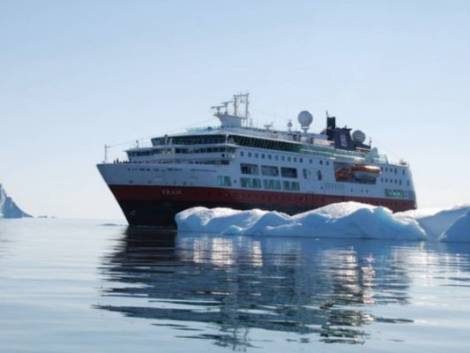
<box><xmin>119</xmin><ymin>93</ymin><xmax>406</xmax><ymax>168</ymax></box>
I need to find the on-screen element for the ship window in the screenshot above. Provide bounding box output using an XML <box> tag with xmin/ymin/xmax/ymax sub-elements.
<box><xmin>241</xmin><ymin>177</ymin><xmax>261</xmax><ymax>189</ymax></box>
<box><xmin>283</xmin><ymin>181</ymin><xmax>300</xmax><ymax>191</ymax></box>
<box><xmin>320</xmin><ymin>160</ymin><xmax>323</xmax><ymax>165</ymax></box>
<box><xmin>303</xmin><ymin>169</ymin><xmax>308</xmax><ymax>179</ymax></box>
<box><xmin>268</xmin><ymin>154</ymin><xmax>272</xmax><ymax>160</ymax></box>
<box><xmin>248</xmin><ymin>152</ymin><xmax>252</xmax><ymax>157</ymax></box>
<box><xmin>281</xmin><ymin>156</ymin><xmax>285</xmax><ymax>161</ymax></box>
<box><xmin>281</xmin><ymin>167</ymin><xmax>297</xmax><ymax>178</ymax></box>
<box><xmin>309</xmin><ymin>159</ymin><xmax>312</xmax><ymax>164</ymax></box>
<box><xmin>287</xmin><ymin>157</ymin><xmax>291</xmax><ymax>162</ymax></box>
<box><xmin>274</xmin><ymin>155</ymin><xmax>279</xmax><ymax>161</ymax></box>
<box><xmin>240</xmin><ymin>151</ymin><xmax>244</xmax><ymax>157</ymax></box>
<box><xmin>261</xmin><ymin>154</ymin><xmax>265</xmax><ymax>159</ymax></box>
<box><xmin>293</xmin><ymin>157</ymin><xmax>297</xmax><ymax>162</ymax></box>
<box><xmin>254</xmin><ymin>153</ymin><xmax>259</xmax><ymax>158</ymax></box>
<box><xmin>217</xmin><ymin>176</ymin><xmax>232</xmax><ymax>187</ymax></box>
<box><xmin>240</xmin><ymin>163</ymin><xmax>259</xmax><ymax>175</ymax></box>
<box><xmin>326</xmin><ymin>161</ymin><xmax>329</xmax><ymax>166</ymax></box>
<box><xmin>263</xmin><ymin>179</ymin><xmax>281</xmax><ymax>190</ymax></box>
<box><xmin>317</xmin><ymin>170</ymin><xmax>322</xmax><ymax>181</ymax></box>
<box><xmin>261</xmin><ymin>165</ymin><xmax>279</xmax><ymax>177</ymax></box>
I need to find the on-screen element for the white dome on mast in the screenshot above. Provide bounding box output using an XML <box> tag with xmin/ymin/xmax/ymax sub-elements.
<box><xmin>297</xmin><ymin>110</ymin><xmax>313</xmax><ymax>133</ymax></box>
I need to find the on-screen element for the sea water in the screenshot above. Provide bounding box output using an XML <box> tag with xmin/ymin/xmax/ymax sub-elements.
<box><xmin>1</xmin><ymin>218</ymin><xmax>470</xmax><ymax>352</ymax></box>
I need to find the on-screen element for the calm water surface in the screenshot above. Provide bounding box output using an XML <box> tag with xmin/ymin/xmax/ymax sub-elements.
<box><xmin>1</xmin><ymin>218</ymin><xmax>470</xmax><ymax>352</ymax></box>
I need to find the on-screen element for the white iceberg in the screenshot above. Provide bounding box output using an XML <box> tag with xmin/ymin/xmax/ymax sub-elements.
<box><xmin>397</xmin><ymin>204</ymin><xmax>470</xmax><ymax>241</ymax></box>
<box><xmin>176</xmin><ymin>202</ymin><xmax>470</xmax><ymax>242</ymax></box>
<box><xmin>440</xmin><ymin>210</ymin><xmax>470</xmax><ymax>242</ymax></box>
<box><xmin>176</xmin><ymin>202</ymin><xmax>426</xmax><ymax>240</ymax></box>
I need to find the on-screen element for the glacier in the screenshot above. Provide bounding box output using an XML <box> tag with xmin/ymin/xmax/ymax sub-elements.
<box><xmin>176</xmin><ymin>202</ymin><xmax>470</xmax><ymax>242</ymax></box>
<box><xmin>0</xmin><ymin>184</ymin><xmax>31</xmax><ymax>219</ymax></box>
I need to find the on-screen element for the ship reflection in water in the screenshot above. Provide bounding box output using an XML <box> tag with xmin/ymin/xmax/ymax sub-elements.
<box><xmin>95</xmin><ymin>229</ymin><xmax>446</xmax><ymax>349</ymax></box>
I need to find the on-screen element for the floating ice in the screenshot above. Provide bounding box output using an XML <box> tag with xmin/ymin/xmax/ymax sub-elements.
<box><xmin>176</xmin><ymin>202</ymin><xmax>426</xmax><ymax>240</ymax></box>
<box><xmin>176</xmin><ymin>202</ymin><xmax>470</xmax><ymax>241</ymax></box>
<box><xmin>397</xmin><ymin>205</ymin><xmax>470</xmax><ymax>241</ymax></box>
<box><xmin>440</xmin><ymin>210</ymin><xmax>470</xmax><ymax>242</ymax></box>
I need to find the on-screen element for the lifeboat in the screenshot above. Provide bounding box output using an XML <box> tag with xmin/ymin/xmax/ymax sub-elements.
<box><xmin>335</xmin><ymin>167</ymin><xmax>353</xmax><ymax>181</ymax></box>
<box><xmin>335</xmin><ymin>164</ymin><xmax>381</xmax><ymax>183</ymax></box>
<box><xmin>351</xmin><ymin>164</ymin><xmax>381</xmax><ymax>182</ymax></box>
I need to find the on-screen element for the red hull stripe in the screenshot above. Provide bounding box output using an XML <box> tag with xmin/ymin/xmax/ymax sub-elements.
<box><xmin>109</xmin><ymin>185</ymin><xmax>416</xmax><ymax>213</ymax></box>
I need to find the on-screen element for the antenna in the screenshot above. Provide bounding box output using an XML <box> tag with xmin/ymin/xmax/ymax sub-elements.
<box><xmin>210</xmin><ymin>105</ymin><xmax>223</xmax><ymax>116</ymax></box>
<box><xmin>104</xmin><ymin>144</ymin><xmax>109</xmax><ymax>163</ymax></box>
<box><xmin>233</xmin><ymin>95</ymin><xmax>238</xmax><ymax>117</ymax></box>
<box><xmin>244</xmin><ymin>93</ymin><xmax>250</xmax><ymax>119</ymax></box>
<box><xmin>221</xmin><ymin>101</ymin><xmax>232</xmax><ymax>114</ymax></box>
<box><xmin>287</xmin><ymin>120</ymin><xmax>293</xmax><ymax>132</ymax></box>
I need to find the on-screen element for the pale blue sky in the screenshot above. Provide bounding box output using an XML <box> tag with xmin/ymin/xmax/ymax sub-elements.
<box><xmin>1</xmin><ymin>1</ymin><xmax>469</xmax><ymax>219</ymax></box>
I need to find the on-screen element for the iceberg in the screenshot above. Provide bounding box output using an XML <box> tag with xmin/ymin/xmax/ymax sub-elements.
<box><xmin>440</xmin><ymin>210</ymin><xmax>470</xmax><ymax>242</ymax></box>
<box><xmin>176</xmin><ymin>202</ymin><xmax>470</xmax><ymax>242</ymax></box>
<box><xmin>176</xmin><ymin>202</ymin><xmax>426</xmax><ymax>240</ymax></box>
<box><xmin>397</xmin><ymin>205</ymin><xmax>470</xmax><ymax>240</ymax></box>
<box><xmin>0</xmin><ymin>184</ymin><xmax>31</xmax><ymax>219</ymax></box>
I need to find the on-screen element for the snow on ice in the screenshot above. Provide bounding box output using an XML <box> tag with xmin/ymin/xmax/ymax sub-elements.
<box><xmin>176</xmin><ymin>202</ymin><xmax>470</xmax><ymax>242</ymax></box>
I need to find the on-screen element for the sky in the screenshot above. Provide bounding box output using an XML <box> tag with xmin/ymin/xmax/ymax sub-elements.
<box><xmin>1</xmin><ymin>0</ymin><xmax>469</xmax><ymax>220</ymax></box>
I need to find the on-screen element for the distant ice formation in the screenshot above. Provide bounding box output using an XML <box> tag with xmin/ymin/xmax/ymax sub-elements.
<box><xmin>176</xmin><ymin>202</ymin><xmax>470</xmax><ymax>242</ymax></box>
<box><xmin>0</xmin><ymin>184</ymin><xmax>31</xmax><ymax>219</ymax></box>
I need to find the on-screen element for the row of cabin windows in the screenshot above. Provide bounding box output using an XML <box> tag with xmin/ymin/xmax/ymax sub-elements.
<box><xmin>129</xmin><ymin>146</ymin><xmax>234</xmax><ymax>157</ymax></box>
<box><xmin>381</xmin><ymin>178</ymin><xmax>410</xmax><ymax>186</ymax></box>
<box><xmin>382</xmin><ymin>166</ymin><xmax>405</xmax><ymax>175</ymax></box>
<box><xmin>240</xmin><ymin>177</ymin><xmax>300</xmax><ymax>191</ymax></box>
<box><xmin>152</xmin><ymin>135</ymin><xmax>226</xmax><ymax>146</ymax></box>
<box><xmin>240</xmin><ymin>164</ymin><xmax>297</xmax><ymax>178</ymax></box>
<box><xmin>239</xmin><ymin>151</ymin><xmax>330</xmax><ymax>166</ymax></box>
<box><xmin>175</xmin><ymin>147</ymin><xmax>235</xmax><ymax>154</ymax></box>
<box><xmin>153</xmin><ymin>134</ymin><xmax>300</xmax><ymax>152</ymax></box>
<box><xmin>241</xmin><ymin>163</ymin><xmax>324</xmax><ymax>182</ymax></box>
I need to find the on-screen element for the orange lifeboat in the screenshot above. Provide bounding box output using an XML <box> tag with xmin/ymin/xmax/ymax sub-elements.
<box><xmin>335</xmin><ymin>164</ymin><xmax>381</xmax><ymax>183</ymax></box>
<box><xmin>335</xmin><ymin>167</ymin><xmax>353</xmax><ymax>181</ymax></box>
<box><xmin>351</xmin><ymin>164</ymin><xmax>381</xmax><ymax>182</ymax></box>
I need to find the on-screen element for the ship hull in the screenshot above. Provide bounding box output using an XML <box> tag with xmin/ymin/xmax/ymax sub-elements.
<box><xmin>108</xmin><ymin>185</ymin><xmax>416</xmax><ymax>227</ymax></box>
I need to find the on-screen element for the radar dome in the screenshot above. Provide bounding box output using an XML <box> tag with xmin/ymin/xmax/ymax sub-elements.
<box><xmin>352</xmin><ymin>130</ymin><xmax>366</xmax><ymax>144</ymax></box>
<box><xmin>297</xmin><ymin>111</ymin><xmax>313</xmax><ymax>131</ymax></box>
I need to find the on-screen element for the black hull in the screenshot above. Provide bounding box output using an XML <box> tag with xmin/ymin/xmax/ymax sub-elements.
<box><xmin>118</xmin><ymin>200</ymin><xmax>308</xmax><ymax>227</ymax></box>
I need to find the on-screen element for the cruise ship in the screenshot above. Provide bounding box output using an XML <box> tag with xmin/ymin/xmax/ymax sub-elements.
<box><xmin>97</xmin><ymin>94</ymin><xmax>417</xmax><ymax>226</ymax></box>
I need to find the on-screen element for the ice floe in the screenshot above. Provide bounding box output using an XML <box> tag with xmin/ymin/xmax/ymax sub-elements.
<box><xmin>176</xmin><ymin>202</ymin><xmax>470</xmax><ymax>242</ymax></box>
